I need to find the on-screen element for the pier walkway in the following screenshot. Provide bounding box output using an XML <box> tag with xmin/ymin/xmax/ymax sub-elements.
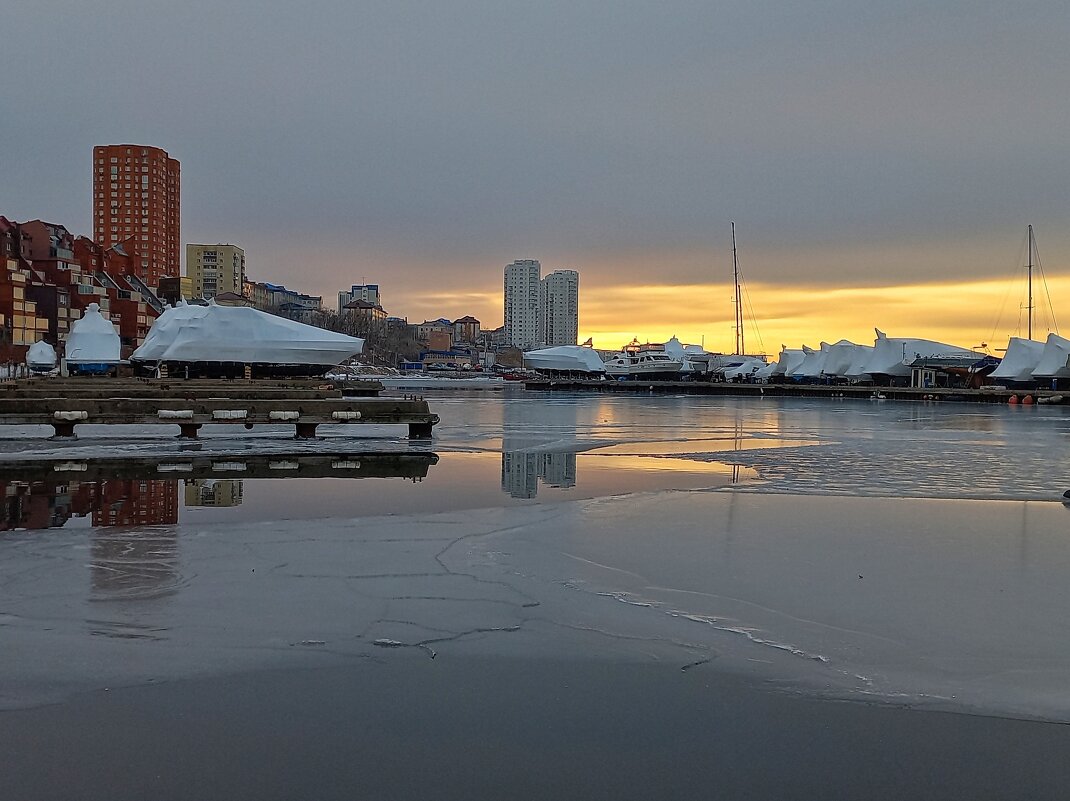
<box><xmin>0</xmin><ymin>379</ymin><xmax>439</xmax><ymax>439</ymax></box>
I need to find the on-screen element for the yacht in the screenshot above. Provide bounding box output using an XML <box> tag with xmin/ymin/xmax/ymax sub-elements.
<box><xmin>603</xmin><ymin>340</ymin><xmax>684</xmax><ymax>379</ymax></box>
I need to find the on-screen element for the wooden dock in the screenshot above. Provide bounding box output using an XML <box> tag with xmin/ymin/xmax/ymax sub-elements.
<box><xmin>524</xmin><ymin>378</ymin><xmax>1067</xmax><ymax>405</ymax></box>
<box><xmin>0</xmin><ymin>379</ymin><xmax>440</xmax><ymax>439</ymax></box>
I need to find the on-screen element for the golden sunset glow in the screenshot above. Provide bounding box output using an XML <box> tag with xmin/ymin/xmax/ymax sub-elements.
<box><xmin>402</xmin><ymin>275</ymin><xmax>1067</xmax><ymax>357</ymax></box>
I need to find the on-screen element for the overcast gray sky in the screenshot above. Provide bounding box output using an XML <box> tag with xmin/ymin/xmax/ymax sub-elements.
<box><xmin>3</xmin><ymin>0</ymin><xmax>1069</xmax><ymax>341</ymax></box>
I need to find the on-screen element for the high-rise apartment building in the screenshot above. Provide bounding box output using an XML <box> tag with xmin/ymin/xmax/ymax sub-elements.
<box><xmin>504</xmin><ymin>259</ymin><xmax>541</xmax><ymax>349</ymax></box>
<box><xmin>539</xmin><ymin>269</ymin><xmax>579</xmax><ymax>347</ymax></box>
<box><xmin>93</xmin><ymin>144</ymin><xmax>180</xmax><ymax>288</ymax></box>
<box><xmin>186</xmin><ymin>244</ymin><xmax>245</xmax><ymax>299</ymax></box>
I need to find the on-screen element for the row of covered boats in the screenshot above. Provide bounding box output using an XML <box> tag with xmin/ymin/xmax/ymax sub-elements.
<box><xmin>525</xmin><ymin>329</ymin><xmax>1070</xmax><ymax>387</ymax></box>
<box><xmin>27</xmin><ymin>300</ymin><xmax>366</xmax><ymax>377</ymax></box>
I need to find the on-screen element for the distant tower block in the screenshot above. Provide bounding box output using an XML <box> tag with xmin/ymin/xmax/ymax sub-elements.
<box><xmin>93</xmin><ymin>144</ymin><xmax>180</xmax><ymax>289</ymax></box>
<box><xmin>504</xmin><ymin>259</ymin><xmax>541</xmax><ymax>349</ymax></box>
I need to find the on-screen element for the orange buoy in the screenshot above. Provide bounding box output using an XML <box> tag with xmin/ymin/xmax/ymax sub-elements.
<box><xmin>1023</xmin><ymin>395</ymin><xmax>1034</xmax><ymax>405</ymax></box>
<box><xmin>1008</xmin><ymin>395</ymin><xmax>1019</xmax><ymax>405</ymax></box>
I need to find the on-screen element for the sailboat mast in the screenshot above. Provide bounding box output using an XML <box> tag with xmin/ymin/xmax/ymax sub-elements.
<box><xmin>732</xmin><ymin>222</ymin><xmax>743</xmax><ymax>355</ymax></box>
<box><xmin>1027</xmin><ymin>224</ymin><xmax>1034</xmax><ymax>340</ymax></box>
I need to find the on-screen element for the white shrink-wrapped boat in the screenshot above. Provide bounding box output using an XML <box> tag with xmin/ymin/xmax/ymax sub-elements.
<box><xmin>131</xmin><ymin>300</ymin><xmax>364</xmax><ymax>377</ymax></box>
<box><xmin>988</xmin><ymin>337</ymin><xmax>1044</xmax><ymax>384</ymax></box>
<box><xmin>65</xmin><ymin>303</ymin><xmax>121</xmax><ymax>375</ymax></box>
<box><xmin>26</xmin><ymin>340</ymin><xmax>57</xmax><ymax>373</ymax></box>
<box><xmin>794</xmin><ymin>343</ymin><xmax>831</xmax><ymax>379</ymax></box>
<box><xmin>723</xmin><ymin>357</ymin><xmax>768</xmax><ymax>380</ymax></box>
<box><xmin>775</xmin><ymin>346</ymin><xmax>807</xmax><ymax>379</ymax></box>
<box><xmin>754</xmin><ymin>359</ymin><xmax>780</xmax><ymax>380</ymax></box>
<box><xmin>523</xmin><ymin>345</ymin><xmax>606</xmax><ymax>375</ymax></box>
<box><xmin>1030</xmin><ymin>333</ymin><xmax>1070</xmax><ymax>379</ymax></box>
<box><xmin>663</xmin><ymin>336</ymin><xmax>716</xmax><ymax>374</ymax></box>
<box><xmin>861</xmin><ymin>329</ymin><xmax>976</xmax><ymax>380</ymax></box>
<box><xmin>823</xmin><ymin>340</ymin><xmax>870</xmax><ymax>380</ymax></box>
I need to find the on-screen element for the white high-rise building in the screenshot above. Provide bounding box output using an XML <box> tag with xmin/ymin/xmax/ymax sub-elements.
<box><xmin>504</xmin><ymin>259</ymin><xmax>541</xmax><ymax>349</ymax></box>
<box><xmin>539</xmin><ymin>269</ymin><xmax>579</xmax><ymax>347</ymax></box>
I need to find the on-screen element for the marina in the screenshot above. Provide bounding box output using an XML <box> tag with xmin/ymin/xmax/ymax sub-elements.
<box><xmin>524</xmin><ymin>377</ymin><xmax>1065</xmax><ymax>403</ymax></box>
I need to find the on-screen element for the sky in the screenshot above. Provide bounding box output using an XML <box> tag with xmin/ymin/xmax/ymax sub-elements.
<box><xmin>2</xmin><ymin>0</ymin><xmax>1069</xmax><ymax>353</ymax></box>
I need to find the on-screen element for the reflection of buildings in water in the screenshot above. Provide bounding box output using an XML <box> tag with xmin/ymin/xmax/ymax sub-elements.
<box><xmin>501</xmin><ymin>451</ymin><xmax>577</xmax><ymax>499</ymax></box>
<box><xmin>1</xmin><ymin>480</ymin><xmax>77</xmax><ymax>531</ymax></box>
<box><xmin>0</xmin><ymin>479</ymin><xmax>179</xmax><ymax>531</ymax></box>
<box><xmin>93</xmin><ymin>480</ymin><xmax>179</xmax><ymax>527</ymax></box>
<box><xmin>184</xmin><ymin>479</ymin><xmax>244</xmax><ymax>507</ymax></box>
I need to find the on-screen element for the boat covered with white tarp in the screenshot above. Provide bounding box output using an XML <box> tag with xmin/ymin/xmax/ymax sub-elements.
<box><xmin>131</xmin><ymin>300</ymin><xmax>364</xmax><ymax>377</ymax></box>
<box><xmin>1030</xmin><ymin>333</ymin><xmax>1070</xmax><ymax>379</ymax></box>
<box><xmin>523</xmin><ymin>345</ymin><xmax>606</xmax><ymax>374</ymax></box>
<box><xmin>65</xmin><ymin>303</ymin><xmax>121</xmax><ymax>374</ymax></box>
<box><xmin>26</xmin><ymin>340</ymin><xmax>57</xmax><ymax>372</ymax></box>
<box><xmin>860</xmin><ymin>329</ymin><xmax>976</xmax><ymax>379</ymax></box>
<box><xmin>987</xmin><ymin>337</ymin><xmax>1045</xmax><ymax>383</ymax></box>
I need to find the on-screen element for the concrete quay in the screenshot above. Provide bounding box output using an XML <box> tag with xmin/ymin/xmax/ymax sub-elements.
<box><xmin>0</xmin><ymin>379</ymin><xmax>439</xmax><ymax>439</ymax></box>
<box><xmin>525</xmin><ymin>378</ymin><xmax>1067</xmax><ymax>405</ymax></box>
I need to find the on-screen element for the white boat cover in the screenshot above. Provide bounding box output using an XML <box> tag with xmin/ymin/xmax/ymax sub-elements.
<box><xmin>1030</xmin><ymin>333</ymin><xmax>1070</xmax><ymax>378</ymax></box>
<box><xmin>795</xmin><ymin>343</ymin><xmax>831</xmax><ymax>378</ymax></box>
<box><xmin>843</xmin><ymin>345</ymin><xmax>876</xmax><ymax>380</ymax></box>
<box><xmin>823</xmin><ymin>340</ymin><xmax>870</xmax><ymax>378</ymax></box>
<box><xmin>774</xmin><ymin>346</ymin><xmax>807</xmax><ymax>377</ymax></box>
<box><xmin>987</xmin><ymin>337</ymin><xmax>1044</xmax><ymax>382</ymax></box>
<box><xmin>65</xmin><ymin>303</ymin><xmax>121</xmax><ymax>365</ymax></box>
<box><xmin>754</xmin><ymin>360</ymin><xmax>779</xmax><ymax>380</ymax></box>
<box><xmin>723</xmin><ymin>358</ymin><xmax>767</xmax><ymax>380</ymax></box>
<box><xmin>26</xmin><ymin>340</ymin><xmax>57</xmax><ymax>369</ymax></box>
<box><xmin>860</xmin><ymin>329</ymin><xmax>976</xmax><ymax>378</ymax></box>
<box><xmin>131</xmin><ymin>301</ymin><xmax>364</xmax><ymax>365</ymax></box>
<box><xmin>523</xmin><ymin>345</ymin><xmax>606</xmax><ymax>373</ymax></box>
<box><xmin>663</xmin><ymin>336</ymin><xmax>712</xmax><ymax>372</ymax></box>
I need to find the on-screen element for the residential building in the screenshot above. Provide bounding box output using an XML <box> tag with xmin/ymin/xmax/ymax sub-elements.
<box><xmin>342</xmin><ymin>299</ymin><xmax>387</xmax><ymax>326</ymax></box>
<box><xmin>0</xmin><ymin>216</ymin><xmax>160</xmax><ymax>355</ymax></box>
<box><xmin>417</xmin><ymin>318</ymin><xmax>453</xmax><ymax>345</ymax></box>
<box><xmin>453</xmin><ymin>315</ymin><xmax>480</xmax><ymax>344</ymax></box>
<box><xmin>338</xmin><ymin>283</ymin><xmax>380</xmax><ymax>314</ymax></box>
<box><xmin>504</xmin><ymin>259</ymin><xmax>541</xmax><ymax>349</ymax></box>
<box><xmin>93</xmin><ymin>144</ymin><xmax>180</xmax><ymax>288</ymax></box>
<box><xmin>187</xmin><ymin>244</ymin><xmax>245</xmax><ymax>299</ymax></box>
<box><xmin>539</xmin><ymin>269</ymin><xmax>579</xmax><ymax>347</ymax></box>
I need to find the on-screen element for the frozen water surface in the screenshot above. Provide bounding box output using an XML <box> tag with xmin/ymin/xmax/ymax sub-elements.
<box><xmin>3</xmin><ymin>388</ymin><xmax>1070</xmax><ymax>721</ymax></box>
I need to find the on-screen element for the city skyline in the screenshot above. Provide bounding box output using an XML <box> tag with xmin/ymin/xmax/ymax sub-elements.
<box><xmin>3</xmin><ymin>2</ymin><xmax>1069</xmax><ymax>352</ymax></box>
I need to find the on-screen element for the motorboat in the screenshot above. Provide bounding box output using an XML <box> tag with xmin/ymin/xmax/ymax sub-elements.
<box><xmin>26</xmin><ymin>340</ymin><xmax>57</xmax><ymax>373</ymax></box>
<box><xmin>523</xmin><ymin>345</ymin><xmax>606</xmax><ymax>375</ymax></box>
<box><xmin>988</xmin><ymin>337</ymin><xmax>1045</xmax><ymax>384</ymax></box>
<box><xmin>65</xmin><ymin>303</ymin><xmax>121</xmax><ymax>375</ymax></box>
<box><xmin>131</xmin><ymin>299</ymin><xmax>364</xmax><ymax>377</ymax></box>
<box><xmin>603</xmin><ymin>340</ymin><xmax>684</xmax><ymax>379</ymax></box>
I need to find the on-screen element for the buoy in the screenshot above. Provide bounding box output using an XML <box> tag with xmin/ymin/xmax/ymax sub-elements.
<box><xmin>1008</xmin><ymin>395</ymin><xmax>1019</xmax><ymax>405</ymax></box>
<box><xmin>1023</xmin><ymin>395</ymin><xmax>1034</xmax><ymax>405</ymax></box>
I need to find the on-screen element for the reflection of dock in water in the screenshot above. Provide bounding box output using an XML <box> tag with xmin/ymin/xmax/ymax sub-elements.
<box><xmin>0</xmin><ymin>452</ymin><xmax>439</xmax><ymax>483</ymax></box>
<box><xmin>0</xmin><ymin>453</ymin><xmax>439</xmax><ymax>531</ymax></box>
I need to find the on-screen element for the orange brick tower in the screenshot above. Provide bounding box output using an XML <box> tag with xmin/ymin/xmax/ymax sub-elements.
<box><xmin>92</xmin><ymin>144</ymin><xmax>180</xmax><ymax>288</ymax></box>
